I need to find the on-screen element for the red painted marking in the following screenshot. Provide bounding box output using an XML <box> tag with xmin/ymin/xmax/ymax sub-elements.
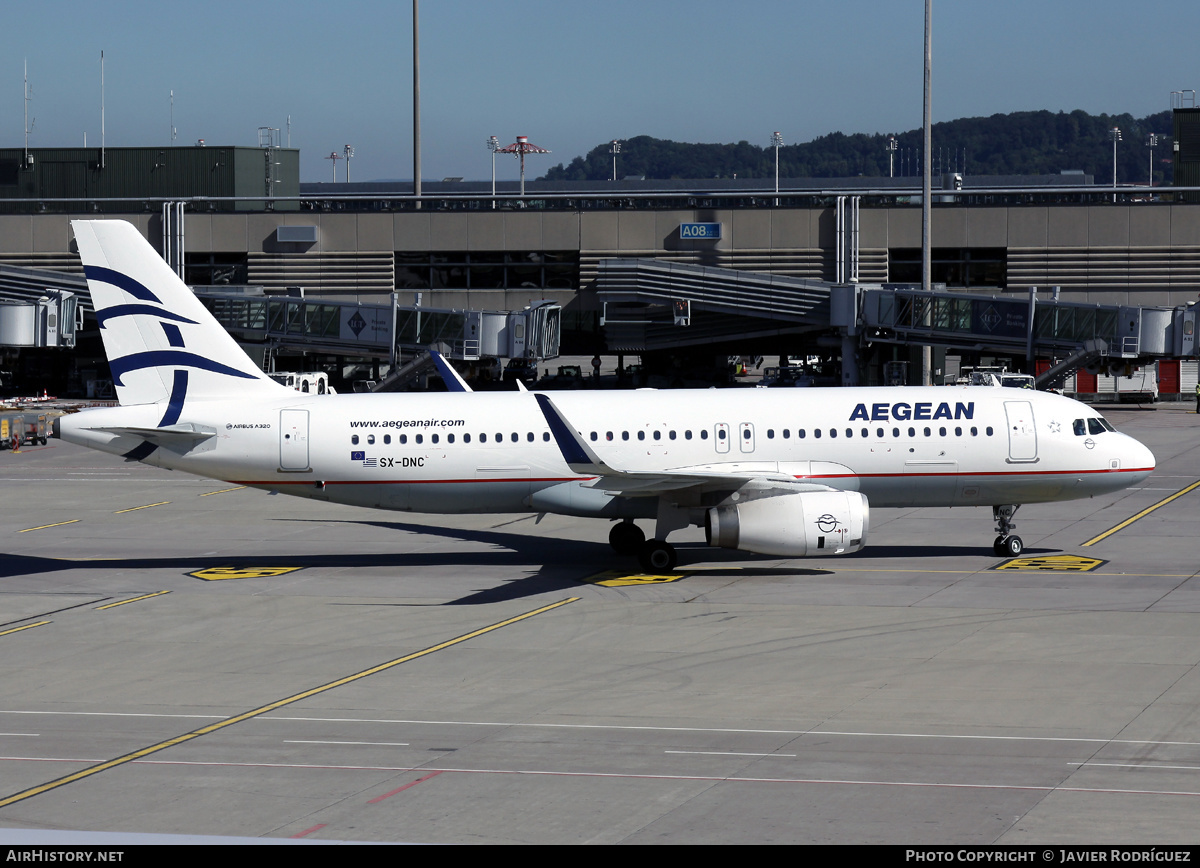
<box><xmin>291</xmin><ymin>823</ymin><xmax>326</xmax><ymax>838</ymax></box>
<box><xmin>230</xmin><ymin>476</ymin><xmax>596</xmax><ymax>486</ymax></box>
<box><xmin>367</xmin><ymin>770</ymin><xmax>443</xmax><ymax>803</ymax></box>
<box><xmin>229</xmin><ymin>467</ymin><xmax>1156</xmax><ymax>488</ymax></box>
<box><xmin>800</xmin><ymin>467</ymin><xmax>1154</xmax><ymax>480</ymax></box>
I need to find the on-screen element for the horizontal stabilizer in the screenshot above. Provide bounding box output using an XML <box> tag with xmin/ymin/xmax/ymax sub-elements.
<box><xmin>94</xmin><ymin>423</ymin><xmax>217</xmax><ymax>445</ymax></box>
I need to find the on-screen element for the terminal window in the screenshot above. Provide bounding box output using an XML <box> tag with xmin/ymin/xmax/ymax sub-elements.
<box><xmin>184</xmin><ymin>253</ymin><xmax>249</xmax><ymax>286</ymax></box>
<box><xmin>395</xmin><ymin>251</ymin><xmax>579</xmax><ymax>291</ymax></box>
<box><xmin>889</xmin><ymin>248</ymin><xmax>1006</xmax><ymax>289</ymax></box>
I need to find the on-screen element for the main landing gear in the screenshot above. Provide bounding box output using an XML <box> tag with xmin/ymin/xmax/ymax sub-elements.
<box><xmin>992</xmin><ymin>504</ymin><xmax>1023</xmax><ymax>557</ymax></box>
<box><xmin>638</xmin><ymin>539</ymin><xmax>677</xmax><ymax>572</ymax></box>
<box><xmin>608</xmin><ymin>521</ymin><xmax>678</xmax><ymax>572</ymax></box>
<box><xmin>609</xmin><ymin>520</ymin><xmax>645</xmax><ymax>555</ymax></box>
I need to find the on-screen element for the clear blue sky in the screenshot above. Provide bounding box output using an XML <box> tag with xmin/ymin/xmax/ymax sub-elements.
<box><xmin>6</xmin><ymin>0</ymin><xmax>1193</xmax><ymax>183</ymax></box>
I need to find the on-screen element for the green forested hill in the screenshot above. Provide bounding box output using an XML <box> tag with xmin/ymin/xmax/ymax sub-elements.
<box><xmin>541</xmin><ymin>110</ymin><xmax>1174</xmax><ymax>185</ymax></box>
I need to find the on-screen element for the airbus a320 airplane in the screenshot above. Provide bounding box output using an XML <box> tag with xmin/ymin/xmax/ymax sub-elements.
<box><xmin>58</xmin><ymin>220</ymin><xmax>1155</xmax><ymax>571</ymax></box>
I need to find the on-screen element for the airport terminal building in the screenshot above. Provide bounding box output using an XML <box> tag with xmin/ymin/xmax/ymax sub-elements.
<box><xmin>2</xmin><ymin>141</ymin><xmax>1200</xmax><ymax>394</ymax></box>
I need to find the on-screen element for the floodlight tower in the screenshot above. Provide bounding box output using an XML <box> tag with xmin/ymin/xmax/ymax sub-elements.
<box><xmin>887</xmin><ymin>136</ymin><xmax>898</xmax><ymax>178</ymax></box>
<box><xmin>343</xmin><ymin>145</ymin><xmax>355</xmax><ymax>182</ymax></box>
<box><xmin>326</xmin><ymin>151</ymin><xmax>343</xmax><ymax>182</ymax></box>
<box><xmin>609</xmin><ymin>140</ymin><xmax>621</xmax><ymax>181</ymax></box>
<box><xmin>487</xmin><ymin>135</ymin><xmax>500</xmax><ymax>207</ymax></box>
<box><xmin>497</xmin><ymin>136</ymin><xmax>551</xmax><ymax>196</ymax></box>
<box><xmin>770</xmin><ymin>131</ymin><xmax>784</xmax><ymax>203</ymax></box>
<box><xmin>1147</xmin><ymin>133</ymin><xmax>1158</xmax><ymax>187</ymax></box>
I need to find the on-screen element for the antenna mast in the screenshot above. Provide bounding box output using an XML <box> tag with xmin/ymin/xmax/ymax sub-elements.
<box><xmin>100</xmin><ymin>50</ymin><xmax>106</xmax><ymax>169</ymax></box>
<box><xmin>23</xmin><ymin>60</ymin><xmax>34</xmax><ymax>166</ymax></box>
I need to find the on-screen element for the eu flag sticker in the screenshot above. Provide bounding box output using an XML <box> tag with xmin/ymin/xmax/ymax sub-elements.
<box><xmin>351</xmin><ymin>451</ymin><xmax>365</xmax><ymax>461</ymax></box>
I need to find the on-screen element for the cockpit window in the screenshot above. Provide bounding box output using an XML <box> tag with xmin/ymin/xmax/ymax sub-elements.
<box><xmin>1076</xmin><ymin>417</ymin><xmax>1115</xmax><ymax>435</ymax></box>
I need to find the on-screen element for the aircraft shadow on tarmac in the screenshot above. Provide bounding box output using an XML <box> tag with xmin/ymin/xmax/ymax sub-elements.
<box><xmin>0</xmin><ymin>518</ymin><xmax>1042</xmax><ymax>605</ymax></box>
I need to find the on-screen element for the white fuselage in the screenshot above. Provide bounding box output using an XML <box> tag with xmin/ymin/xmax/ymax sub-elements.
<box><xmin>60</xmin><ymin>385</ymin><xmax>1155</xmax><ymax>517</ymax></box>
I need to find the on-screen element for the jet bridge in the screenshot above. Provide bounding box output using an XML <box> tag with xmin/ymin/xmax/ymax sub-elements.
<box><xmin>196</xmin><ymin>290</ymin><xmax>560</xmax><ymax>364</ymax></box>
<box><xmin>596</xmin><ymin>258</ymin><xmax>833</xmax><ymax>351</ymax></box>
<box><xmin>593</xmin><ymin>258</ymin><xmax>1190</xmax><ymax>387</ymax></box>
<box><xmin>859</xmin><ymin>286</ymin><xmax>1183</xmax><ymax>385</ymax></box>
<box><xmin>0</xmin><ymin>264</ymin><xmax>86</xmax><ymax>350</ymax></box>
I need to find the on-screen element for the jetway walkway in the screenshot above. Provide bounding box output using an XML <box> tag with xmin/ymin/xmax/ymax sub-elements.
<box><xmin>0</xmin><ymin>265</ymin><xmax>84</xmax><ymax>350</ymax></box>
<box><xmin>0</xmin><ymin>262</ymin><xmax>561</xmax><ymax>365</ymax></box>
<box><xmin>859</xmin><ymin>285</ymin><xmax>1185</xmax><ymax>383</ymax></box>
<box><xmin>593</xmin><ymin>259</ymin><xmax>1192</xmax><ymax>380</ymax></box>
<box><xmin>596</xmin><ymin>258</ymin><xmax>833</xmax><ymax>351</ymax></box>
<box><xmin>194</xmin><ymin>290</ymin><xmax>561</xmax><ymax>364</ymax></box>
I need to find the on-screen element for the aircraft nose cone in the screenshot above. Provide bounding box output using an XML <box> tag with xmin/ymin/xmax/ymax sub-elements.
<box><xmin>1124</xmin><ymin>435</ymin><xmax>1155</xmax><ymax>479</ymax></box>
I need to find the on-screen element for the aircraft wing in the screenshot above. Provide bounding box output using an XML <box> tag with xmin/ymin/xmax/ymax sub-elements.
<box><xmin>534</xmin><ymin>393</ymin><xmax>840</xmax><ymax>498</ymax></box>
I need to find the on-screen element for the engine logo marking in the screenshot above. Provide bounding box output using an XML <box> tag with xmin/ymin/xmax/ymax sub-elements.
<box><xmin>816</xmin><ymin>514</ymin><xmax>840</xmax><ymax>533</ymax></box>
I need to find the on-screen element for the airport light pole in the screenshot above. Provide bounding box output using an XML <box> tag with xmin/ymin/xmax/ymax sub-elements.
<box><xmin>921</xmin><ymin>0</ymin><xmax>933</xmax><ymax>386</ymax></box>
<box><xmin>770</xmin><ymin>131</ymin><xmax>783</xmax><ymax>204</ymax></box>
<box><xmin>413</xmin><ymin>0</ymin><xmax>421</xmax><ymax>207</ymax></box>
<box><xmin>609</xmin><ymin>140</ymin><xmax>621</xmax><ymax>181</ymax></box>
<box><xmin>1109</xmin><ymin>126</ymin><xmax>1122</xmax><ymax>202</ymax></box>
<box><xmin>343</xmin><ymin>145</ymin><xmax>354</xmax><ymax>183</ymax></box>
<box><xmin>487</xmin><ymin>135</ymin><xmax>500</xmax><ymax>208</ymax></box>
<box><xmin>887</xmin><ymin>136</ymin><xmax>898</xmax><ymax>178</ymax></box>
<box><xmin>1147</xmin><ymin>133</ymin><xmax>1158</xmax><ymax>187</ymax></box>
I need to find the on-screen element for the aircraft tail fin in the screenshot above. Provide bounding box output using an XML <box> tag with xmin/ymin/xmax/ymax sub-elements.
<box><xmin>72</xmin><ymin>220</ymin><xmax>287</xmax><ymax>411</ymax></box>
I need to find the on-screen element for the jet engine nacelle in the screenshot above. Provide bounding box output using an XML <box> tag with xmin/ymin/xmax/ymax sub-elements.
<box><xmin>705</xmin><ymin>490</ymin><xmax>869</xmax><ymax>557</ymax></box>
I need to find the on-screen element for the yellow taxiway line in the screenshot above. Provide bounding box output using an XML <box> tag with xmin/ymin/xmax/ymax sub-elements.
<box><xmin>18</xmin><ymin>520</ymin><xmax>80</xmax><ymax>533</ymax></box>
<box><xmin>1082</xmin><ymin>480</ymin><xmax>1200</xmax><ymax>547</ymax></box>
<box><xmin>0</xmin><ymin>621</ymin><xmax>51</xmax><ymax>637</ymax></box>
<box><xmin>96</xmin><ymin>591</ymin><xmax>172</xmax><ymax>610</ymax></box>
<box><xmin>113</xmin><ymin>501</ymin><xmax>170</xmax><ymax>514</ymax></box>
<box><xmin>0</xmin><ymin>596</ymin><xmax>580</xmax><ymax>809</ymax></box>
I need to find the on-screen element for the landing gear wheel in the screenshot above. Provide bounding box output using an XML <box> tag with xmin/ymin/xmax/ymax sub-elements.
<box><xmin>993</xmin><ymin>535</ymin><xmax>1024</xmax><ymax>557</ymax></box>
<box><xmin>638</xmin><ymin>539</ymin><xmax>677</xmax><ymax>572</ymax></box>
<box><xmin>991</xmin><ymin>505</ymin><xmax>1022</xmax><ymax>558</ymax></box>
<box><xmin>609</xmin><ymin>522</ymin><xmax>645</xmax><ymax>556</ymax></box>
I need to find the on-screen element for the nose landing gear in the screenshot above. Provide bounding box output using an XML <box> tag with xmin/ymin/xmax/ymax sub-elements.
<box><xmin>992</xmin><ymin>504</ymin><xmax>1023</xmax><ymax>556</ymax></box>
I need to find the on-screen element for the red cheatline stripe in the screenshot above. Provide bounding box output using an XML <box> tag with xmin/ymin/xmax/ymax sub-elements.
<box><xmin>228</xmin><ymin>468</ymin><xmax>1150</xmax><ymax>486</ymax></box>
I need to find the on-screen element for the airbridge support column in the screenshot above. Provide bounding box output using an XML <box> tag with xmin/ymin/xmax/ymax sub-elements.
<box><xmin>830</xmin><ymin>283</ymin><xmax>861</xmax><ymax>387</ymax></box>
<box><xmin>842</xmin><ymin>335</ymin><xmax>859</xmax><ymax>386</ymax></box>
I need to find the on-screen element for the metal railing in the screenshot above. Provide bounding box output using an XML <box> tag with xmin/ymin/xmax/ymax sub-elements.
<box><xmin>3</xmin><ymin>185</ymin><xmax>1200</xmax><ymax>214</ymax></box>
